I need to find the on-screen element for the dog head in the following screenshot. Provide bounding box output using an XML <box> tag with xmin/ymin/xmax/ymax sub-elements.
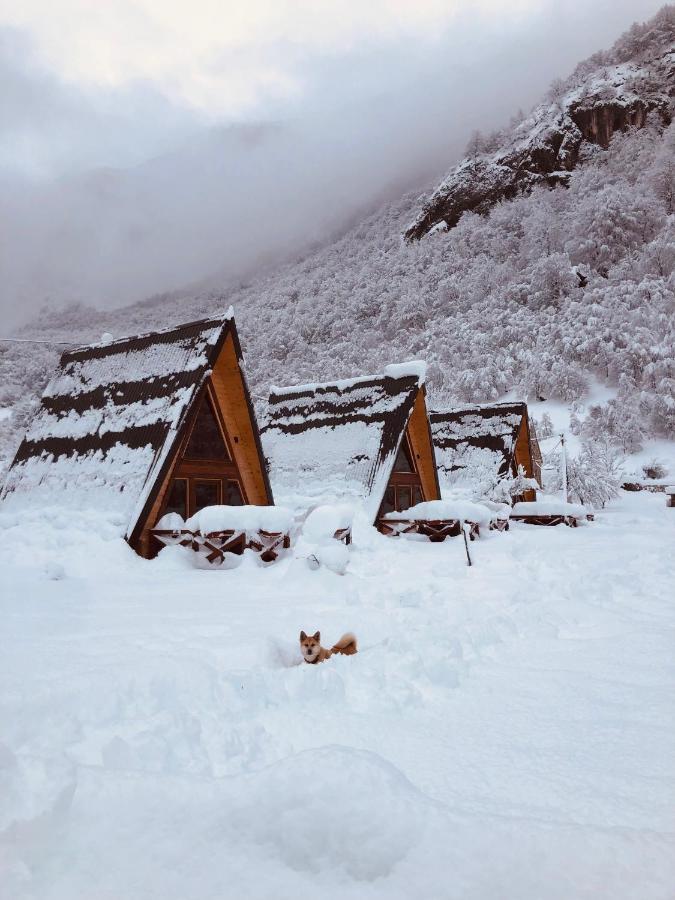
<box><xmin>299</xmin><ymin>630</ymin><xmax>321</xmax><ymax>663</ymax></box>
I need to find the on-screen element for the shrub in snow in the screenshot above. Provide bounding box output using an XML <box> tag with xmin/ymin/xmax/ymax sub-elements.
<box><xmin>549</xmin><ymin>442</ymin><xmax>623</xmax><ymax>508</ymax></box>
<box><xmin>505</xmin><ymin>465</ymin><xmax>539</xmax><ymax>502</ymax></box>
<box><xmin>642</xmin><ymin>459</ymin><xmax>666</xmax><ymax>480</ymax></box>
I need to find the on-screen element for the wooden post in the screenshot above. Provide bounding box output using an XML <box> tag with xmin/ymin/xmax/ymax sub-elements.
<box><xmin>560</xmin><ymin>433</ymin><xmax>568</xmax><ymax>504</ymax></box>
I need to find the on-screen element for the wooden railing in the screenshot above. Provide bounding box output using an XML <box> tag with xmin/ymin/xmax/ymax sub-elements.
<box><xmin>377</xmin><ymin>518</ymin><xmax>481</xmax><ymax>542</ymax></box>
<box><xmin>151</xmin><ymin>527</ymin><xmax>290</xmax><ymax>564</ymax></box>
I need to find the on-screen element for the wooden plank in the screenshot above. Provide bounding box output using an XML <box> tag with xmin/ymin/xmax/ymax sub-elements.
<box><xmin>510</xmin><ymin>514</ymin><xmax>581</xmax><ymax>527</ymax></box>
<box><xmin>513</xmin><ymin>415</ymin><xmax>537</xmax><ymax>501</ymax></box>
<box><xmin>210</xmin><ymin>333</ymin><xmax>271</xmax><ymax>506</ymax></box>
<box><xmin>405</xmin><ymin>388</ymin><xmax>442</xmax><ymax>503</ymax></box>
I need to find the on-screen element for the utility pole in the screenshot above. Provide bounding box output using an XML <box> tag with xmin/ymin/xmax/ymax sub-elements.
<box><xmin>560</xmin><ymin>433</ymin><xmax>568</xmax><ymax>503</ymax></box>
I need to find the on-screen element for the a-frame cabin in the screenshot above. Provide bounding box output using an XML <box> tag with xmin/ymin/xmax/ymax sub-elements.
<box><xmin>429</xmin><ymin>401</ymin><xmax>542</xmax><ymax>501</ymax></box>
<box><xmin>1</xmin><ymin>313</ymin><xmax>273</xmax><ymax>557</ymax></box>
<box><xmin>261</xmin><ymin>362</ymin><xmax>441</xmax><ymax>524</ymax></box>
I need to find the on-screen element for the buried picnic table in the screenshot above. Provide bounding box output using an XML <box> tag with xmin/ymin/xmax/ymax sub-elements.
<box><xmin>510</xmin><ymin>499</ymin><xmax>594</xmax><ymax>527</ymax></box>
<box><xmin>377</xmin><ymin>498</ymin><xmax>504</xmax><ymax>541</ymax></box>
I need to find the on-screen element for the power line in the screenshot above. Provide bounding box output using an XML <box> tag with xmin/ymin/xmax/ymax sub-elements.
<box><xmin>0</xmin><ymin>337</ymin><xmax>75</xmax><ymax>345</ymax></box>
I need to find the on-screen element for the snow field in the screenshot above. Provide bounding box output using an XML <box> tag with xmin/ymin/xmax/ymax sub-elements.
<box><xmin>1</xmin><ymin>491</ymin><xmax>674</xmax><ymax>898</ymax></box>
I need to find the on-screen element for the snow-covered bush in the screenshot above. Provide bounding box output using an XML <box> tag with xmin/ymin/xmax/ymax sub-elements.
<box><xmin>642</xmin><ymin>460</ymin><xmax>667</xmax><ymax>480</ymax></box>
<box><xmin>549</xmin><ymin>442</ymin><xmax>623</xmax><ymax>508</ymax></box>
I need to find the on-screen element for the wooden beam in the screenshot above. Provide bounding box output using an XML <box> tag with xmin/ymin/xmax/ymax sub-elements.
<box><xmin>210</xmin><ymin>333</ymin><xmax>271</xmax><ymax>506</ymax></box>
<box><xmin>405</xmin><ymin>388</ymin><xmax>441</xmax><ymax>502</ymax></box>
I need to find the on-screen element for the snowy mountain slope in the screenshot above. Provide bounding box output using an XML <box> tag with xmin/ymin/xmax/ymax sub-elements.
<box><xmin>1</xmin><ymin>491</ymin><xmax>674</xmax><ymax>898</ymax></box>
<box><xmin>406</xmin><ymin>11</ymin><xmax>675</xmax><ymax>239</ymax></box>
<box><xmin>2</xmin><ymin>7</ymin><xmax>675</xmax><ymax>479</ymax></box>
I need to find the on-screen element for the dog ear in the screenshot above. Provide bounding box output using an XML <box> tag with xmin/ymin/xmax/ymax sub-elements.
<box><xmin>313</xmin><ymin>631</ymin><xmax>320</xmax><ymax>641</ymax></box>
<box><xmin>300</xmin><ymin>631</ymin><xmax>307</xmax><ymax>641</ymax></box>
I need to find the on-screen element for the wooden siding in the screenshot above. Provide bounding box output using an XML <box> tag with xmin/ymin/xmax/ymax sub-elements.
<box><xmin>210</xmin><ymin>333</ymin><xmax>271</xmax><ymax>506</ymax></box>
<box><xmin>513</xmin><ymin>416</ymin><xmax>537</xmax><ymax>502</ymax></box>
<box><xmin>405</xmin><ymin>387</ymin><xmax>442</xmax><ymax>502</ymax></box>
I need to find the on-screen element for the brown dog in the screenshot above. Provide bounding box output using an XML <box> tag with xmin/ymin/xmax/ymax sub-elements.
<box><xmin>299</xmin><ymin>631</ymin><xmax>357</xmax><ymax>664</ymax></box>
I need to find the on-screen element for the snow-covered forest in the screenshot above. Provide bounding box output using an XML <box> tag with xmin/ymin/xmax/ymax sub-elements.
<box><xmin>2</xmin><ymin>9</ymin><xmax>674</xmax><ymax>476</ymax></box>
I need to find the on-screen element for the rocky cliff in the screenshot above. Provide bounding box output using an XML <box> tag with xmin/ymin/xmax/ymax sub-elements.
<box><xmin>406</xmin><ymin>19</ymin><xmax>675</xmax><ymax>241</ymax></box>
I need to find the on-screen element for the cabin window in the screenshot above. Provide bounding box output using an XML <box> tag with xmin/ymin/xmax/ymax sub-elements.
<box><xmin>194</xmin><ymin>479</ymin><xmax>220</xmax><ymax>513</ymax></box>
<box><xmin>397</xmin><ymin>485</ymin><xmax>412</xmax><ymax>511</ymax></box>
<box><xmin>225</xmin><ymin>480</ymin><xmax>244</xmax><ymax>506</ymax></box>
<box><xmin>381</xmin><ymin>485</ymin><xmax>396</xmax><ymax>516</ymax></box>
<box><xmin>164</xmin><ymin>478</ymin><xmax>187</xmax><ymax>519</ymax></box>
<box><xmin>414</xmin><ymin>485</ymin><xmax>423</xmax><ymax>506</ymax></box>
<box><xmin>184</xmin><ymin>395</ymin><xmax>230</xmax><ymax>460</ymax></box>
<box><xmin>393</xmin><ymin>440</ymin><xmax>414</xmax><ymax>472</ymax></box>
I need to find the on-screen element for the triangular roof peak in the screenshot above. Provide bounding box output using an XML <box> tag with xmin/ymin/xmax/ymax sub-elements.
<box><xmin>1</xmin><ymin>312</ymin><xmax>270</xmax><ymax>548</ymax></box>
<box><xmin>429</xmin><ymin>399</ymin><xmax>534</xmax><ymax>486</ymax></box>
<box><xmin>262</xmin><ymin>362</ymin><xmax>437</xmax><ymax>520</ymax></box>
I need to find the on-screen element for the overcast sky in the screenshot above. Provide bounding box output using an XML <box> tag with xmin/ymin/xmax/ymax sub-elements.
<box><xmin>0</xmin><ymin>0</ymin><xmax>664</xmax><ymax>328</ymax></box>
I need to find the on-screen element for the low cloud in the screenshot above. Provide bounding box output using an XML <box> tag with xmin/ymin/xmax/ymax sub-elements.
<box><xmin>0</xmin><ymin>0</ymin><xmax>663</xmax><ymax>329</ymax></box>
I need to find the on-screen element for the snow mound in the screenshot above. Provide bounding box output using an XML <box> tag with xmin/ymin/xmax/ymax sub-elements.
<box><xmin>228</xmin><ymin>745</ymin><xmax>434</xmax><ymax>880</ymax></box>
<box><xmin>512</xmin><ymin>500</ymin><xmax>588</xmax><ymax>517</ymax></box>
<box><xmin>383</xmin><ymin>360</ymin><xmax>427</xmax><ymax>381</ymax></box>
<box><xmin>308</xmin><ymin>541</ymin><xmax>350</xmax><ymax>574</ymax></box>
<box><xmin>303</xmin><ymin>504</ymin><xmax>354</xmax><ymax>542</ymax></box>
<box><xmin>155</xmin><ymin>511</ymin><xmax>185</xmax><ymax>530</ymax></box>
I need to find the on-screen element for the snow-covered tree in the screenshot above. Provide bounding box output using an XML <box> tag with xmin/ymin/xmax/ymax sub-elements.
<box><xmin>534</xmin><ymin>412</ymin><xmax>554</xmax><ymax>439</ymax></box>
<box><xmin>550</xmin><ymin>442</ymin><xmax>623</xmax><ymax>508</ymax></box>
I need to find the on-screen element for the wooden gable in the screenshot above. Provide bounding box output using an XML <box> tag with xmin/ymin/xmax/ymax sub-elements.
<box><xmin>131</xmin><ymin>327</ymin><xmax>273</xmax><ymax>557</ymax></box>
<box><xmin>512</xmin><ymin>415</ymin><xmax>542</xmax><ymax>502</ymax></box>
<box><xmin>378</xmin><ymin>386</ymin><xmax>441</xmax><ymax>518</ymax></box>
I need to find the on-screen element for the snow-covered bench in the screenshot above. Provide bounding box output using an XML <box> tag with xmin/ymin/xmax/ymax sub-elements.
<box><xmin>379</xmin><ymin>499</ymin><xmax>495</xmax><ymax>542</ymax></box>
<box><xmin>666</xmin><ymin>486</ymin><xmax>675</xmax><ymax>508</ymax></box>
<box><xmin>510</xmin><ymin>500</ymin><xmax>592</xmax><ymax>527</ymax></box>
<box><xmin>152</xmin><ymin>506</ymin><xmax>295</xmax><ymax>564</ymax></box>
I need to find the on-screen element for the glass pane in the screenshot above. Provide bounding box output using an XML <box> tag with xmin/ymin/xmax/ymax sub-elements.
<box><xmin>397</xmin><ymin>485</ymin><xmax>412</xmax><ymax>511</ymax></box>
<box><xmin>381</xmin><ymin>485</ymin><xmax>396</xmax><ymax>515</ymax></box>
<box><xmin>393</xmin><ymin>441</ymin><xmax>414</xmax><ymax>472</ymax></box>
<box><xmin>225</xmin><ymin>480</ymin><xmax>244</xmax><ymax>506</ymax></box>
<box><xmin>413</xmin><ymin>485</ymin><xmax>423</xmax><ymax>506</ymax></box>
<box><xmin>184</xmin><ymin>396</ymin><xmax>230</xmax><ymax>460</ymax></box>
<box><xmin>194</xmin><ymin>480</ymin><xmax>220</xmax><ymax>513</ymax></box>
<box><xmin>164</xmin><ymin>479</ymin><xmax>187</xmax><ymax>519</ymax></box>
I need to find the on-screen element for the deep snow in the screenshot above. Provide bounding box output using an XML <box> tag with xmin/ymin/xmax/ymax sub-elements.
<box><xmin>1</xmin><ymin>491</ymin><xmax>674</xmax><ymax>899</ymax></box>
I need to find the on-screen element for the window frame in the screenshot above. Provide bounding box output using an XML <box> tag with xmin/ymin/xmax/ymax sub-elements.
<box><xmin>191</xmin><ymin>478</ymin><xmax>222</xmax><ymax>515</ymax></box>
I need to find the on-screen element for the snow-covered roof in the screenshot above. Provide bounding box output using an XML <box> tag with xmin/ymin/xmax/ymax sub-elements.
<box><xmin>261</xmin><ymin>366</ymin><xmax>425</xmax><ymax>520</ymax></box>
<box><xmin>430</xmin><ymin>401</ymin><xmax>528</xmax><ymax>484</ymax></box>
<box><xmin>1</xmin><ymin>316</ymin><xmax>236</xmax><ymax>540</ymax></box>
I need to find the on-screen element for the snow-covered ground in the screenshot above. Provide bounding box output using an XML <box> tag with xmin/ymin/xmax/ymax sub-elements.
<box><xmin>1</xmin><ymin>491</ymin><xmax>674</xmax><ymax>899</ymax></box>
